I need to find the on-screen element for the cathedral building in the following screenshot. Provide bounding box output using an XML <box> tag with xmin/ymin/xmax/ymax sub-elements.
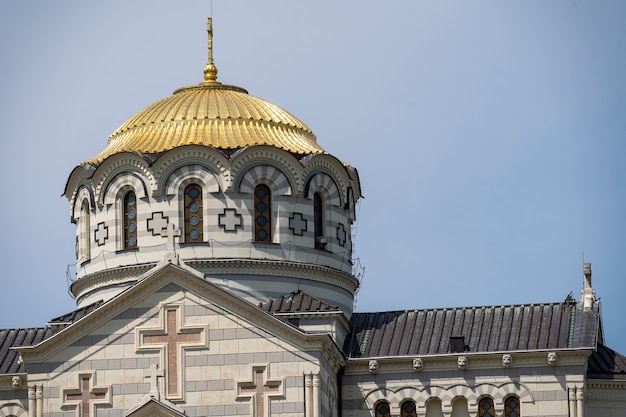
<box><xmin>0</xmin><ymin>19</ymin><xmax>625</xmax><ymax>417</ymax></box>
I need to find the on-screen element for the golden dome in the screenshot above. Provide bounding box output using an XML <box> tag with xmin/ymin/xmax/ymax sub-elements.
<box><xmin>84</xmin><ymin>19</ymin><xmax>324</xmax><ymax>165</ymax></box>
<box><xmin>84</xmin><ymin>83</ymin><xmax>324</xmax><ymax>165</ymax></box>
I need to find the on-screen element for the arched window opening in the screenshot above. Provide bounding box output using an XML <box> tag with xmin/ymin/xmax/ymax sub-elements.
<box><xmin>254</xmin><ymin>184</ymin><xmax>271</xmax><ymax>242</ymax></box>
<box><xmin>314</xmin><ymin>192</ymin><xmax>327</xmax><ymax>248</ymax></box>
<box><xmin>123</xmin><ymin>191</ymin><xmax>138</xmax><ymax>249</ymax></box>
<box><xmin>426</xmin><ymin>398</ymin><xmax>444</xmax><ymax>417</ymax></box>
<box><xmin>78</xmin><ymin>199</ymin><xmax>90</xmax><ymax>261</ymax></box>
<box><xmin>375</xmin><ymin>401</ymin><xmax>391</xmax><ymax>417</ymax></box>
<box><xmin>184</xmin><ymin>183</ymin><xmax>203</xmax><ymax>243</ymax></box>
<box><xmin>401</xmin><ymin>400</ymin><xmax>417</xmax><ymax>417</ymax></box>
<box><xmin>504</xmin><ymin>395</ymin><xmax>521</xmax><ymax>417</ymax></box>
<box><xmin>478</xmin><ymin>397</ymin><xmax>495</xmax><ymax>417</ymax></box>
<box><xmin>451</xmin><ymin>397</ymin><xmax>469</xmax><ymax>417</ymax></box>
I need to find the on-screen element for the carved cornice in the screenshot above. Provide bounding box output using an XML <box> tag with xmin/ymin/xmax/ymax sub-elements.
<box><xmin>587</xmin><ymin>379</ymin><xmax>626</xmax><ymax>401</ymax></box>
<box><xmin>187</xmin><ymin>258</ymin><xmax>359</xmax><ymax>293</ymax></box>
<box><xmin>70</xmin><ymin>263</ymin><xmax>156</xmax><ymax>301</ymax></box>
<box><xmin>345</xmin><ymin>349</ymin><xmax>592</xmax><ymax>375</ymax></box>
<box><xmin>18</xmin><ymin>263</ymin><xmax>341</xmax><ymax>366</ymax></box>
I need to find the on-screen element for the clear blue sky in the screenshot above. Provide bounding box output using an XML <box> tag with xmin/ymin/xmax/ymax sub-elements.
<box><xmin>1</xmin><ymin>1</ymin><xmax>625</xmax><ymax>353</ymax></box>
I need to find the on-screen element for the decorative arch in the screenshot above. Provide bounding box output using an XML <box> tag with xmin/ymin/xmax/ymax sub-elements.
<box><xmin>0</xmin><ymin>402</ymin><xmax>27</xmax><ymax>417</ymax></box>
<box><xmin>163</xmin><ymin>164</ymin><xmax>220</xmax><ymax>195</ymax></box>
<box><xmin>363</xmin><ymin>381</ymin><xmax>534</xmax><ymax>415</ymax></box>
<box><xmin>71</xmin><ymin>185</ymin><xmax>95</xmax><ymax>223</ymax></box>
<box><xmin>65</xmin><ymin>164</ymin><xmax>95</xmax><ymax>217</ymax></box>
<box><xmin>238</xmin><ymin>165</ymin><xmax>293</xmax><ymax>196</ymax></box>
<box><xmin>374</xmin><ymin>400</ymin><xmax>391</xmax><ymax>417</ymax></box>
<box><xmin>304</xmin><ymin>172</ymin><xmax>342</xmax><ymax>207</ymax></box>
<box><xmin>153</xmin><ymin>146</ymin><xmax>230</xmax><ymax>195</ymax></box>
<box><xmin>92</xmin><ymin>152</ymin><xmax>155</xmax><ymax>206</ymax></box>
<box><xmin>231</xmin><ymin>146</ymin><xmax>303</xmax><ymax>194</ymax></box>
<box><xmin>302</xmin><ymin>154</ymin><xmax>352</xmax><ymax>204</ymax></box>
<box><xmin>102</xmin><ymin>172</ymin><xmax>148</xmax><ymax>206</ymax></box>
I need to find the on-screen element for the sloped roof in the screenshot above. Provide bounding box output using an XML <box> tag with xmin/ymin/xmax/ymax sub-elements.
<box><xmin>48</xmin><ymin>300</ymin><xmax>104</xmax><ymax>331</ymax></box>
<box><xmin>259</xmin><ymin>290</ymin><xmax>342</xmax><ymax>314</ymax></box>
<box><xmin>344</xmin><ymin>301</ymin><xmax>599</xmax><ymax>358</ymax></box>
<box><xmin>588</xmin><ymin>344</ymin><xmax>626</xmax><ymax>380</ymax></box>
<box><xmin>0</xmin><ymin>328</ymin><xmax>52</xmax><ymax>374</ymax></box>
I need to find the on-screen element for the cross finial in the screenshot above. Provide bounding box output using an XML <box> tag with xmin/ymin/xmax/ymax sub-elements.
<box><xmin>144</xmin><ymin>363</ymin><xmax>164</xmax><ymax>400</ymax></box>
<box><xmin>203</xmin><ymin>17</ymin><xmax>218</xmax><ymax>82</ymax></box>
<box><xmin>161</xmin><ymin>223</ymin><xmax>181</xmax><ymax>252</ymax></box>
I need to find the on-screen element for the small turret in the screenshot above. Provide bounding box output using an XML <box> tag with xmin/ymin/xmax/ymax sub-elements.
<box><xmin>582</xmin><ymin>262</ymin><xmax>596</xmax><ymax>310</ymax></box>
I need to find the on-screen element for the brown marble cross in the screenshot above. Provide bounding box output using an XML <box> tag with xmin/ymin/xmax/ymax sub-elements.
<box><xmin>237</xmin><ymin>367</ymin><xmax>284</xmax><ymax>417</ymax></box>
<box><xmin>63</xmin><ymin>373</ymin><xmax>110</xmax><ymax>417</ymax></box>
<box><xmin>137</xmin><ymin>307</ymin><xmax>207</xmax><ymax>399</ymax></box>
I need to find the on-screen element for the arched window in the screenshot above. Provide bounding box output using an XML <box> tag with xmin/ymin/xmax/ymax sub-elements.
<box><xmin>184</xmin><ymin>183</ymin><xmax>203</xmax><ymax>243</ymax></box>
<box><xmin>374</xmin><ymin>401</ymin><xmax>391</xmax><ymax>417</ymax></box>
<box><xmin>478</xmin><ymin>397</ymin><xmax>495</xmax><ymax>417</ymax></box>
<box><xmin>254</xmin><ymin>184</ymin><xmax>271</xmax><ymax>242</ymax></box>
<box><xmin>401</xmin><ymin>400</ymin><xmax>416</xmax><ymax>417</ymax></box>
<box><xmin>78</xmin><ymin>199</ymin><xmax>90</xmax><ymax>261</ymax></box>
<box><xmin>314</xmin><ymin>192</ymin><xmax>325</xmax><ymax>248</ymax></box>
<box><xmin>504</xmin><ymin>395</ymin><xmax>521</xmax><ymax>417</ymax></box>
<box><xmin>451</xmin><ymin>398</ymin><xmax>469</xmax><ymax>417</ymax></box>
<box><xmin>123</xmin><ymin>191</ymin><xmax>138</xmax><ymax>249</ymax></box>
<box><xmin>426</xmin><ymin>398</ymin><xmax>444</xmax><ymax>417</ymax></box>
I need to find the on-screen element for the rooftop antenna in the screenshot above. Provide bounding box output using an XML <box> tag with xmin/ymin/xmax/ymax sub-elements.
<box><xmin>203</xmin><ymin>17</ymin><xmax>218</xmax><ymax>82</ymax></box>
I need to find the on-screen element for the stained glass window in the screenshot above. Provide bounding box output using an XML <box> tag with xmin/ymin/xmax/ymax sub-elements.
<box><xmin>504</xmin><ymin>396</ymin><xmax>521</xmax><ymax>417</ymax></box>
<box><xmin>124</xmin><ymin>191</ymin><xmax>137</xmax><ymax>249</ymax></box>
<box><xmin>375</xmin><ymin>401</ymin><xmax>391</xmax><ymax>417</ymax></box>
<box><xmin>401</xmin><ymin>400</ymin><xmax>417</xmax><ymax>417</ymax></box>
<box><xmin>478</xmin><ymin>397</ymin><xmax>495</xmax><ymax>417</ymax></box>
<box><xmin>184</xmin><ymin>184</ymin><xmax>203</xmax><ymax>243</ymax></box>
<box><xmin>254</xmin><ymin>184</ymin><xmax>271</xmax><ymax>242</ymax></box>
<box><xmin>314</xmin><ymin>192</ymin><xmax>324</xmax><ymax>247</ymax></box>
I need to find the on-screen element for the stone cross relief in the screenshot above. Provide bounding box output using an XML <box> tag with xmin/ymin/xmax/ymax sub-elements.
<box><xmin>237</xmin><ymin>367</ymin><xmax>284</xmax><ymax>417</ymax></box>
<box><xmin>62</xmin><ymin>372</ymin><xmax>110</xmax><ymax>417</ymax></box>
<box><xmin>137</xmin><ymin>306</ymin><xmax>208</xmax><ymax>400</ymax></box>
<box><xmin>161</xmin><ymin>222</ymin><xmax>181</xmax><ymax>252</ymax></box>
<box><xmin>144</xmin><ymin>363</ymin><xmax>165</xmax><ymax>400</ymax></box>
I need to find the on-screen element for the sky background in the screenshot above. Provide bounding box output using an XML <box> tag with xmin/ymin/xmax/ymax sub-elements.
<box><xmin>1</xmin><ymin>1</ymin><xmax>625</xmax><ymax>353</ymax></box>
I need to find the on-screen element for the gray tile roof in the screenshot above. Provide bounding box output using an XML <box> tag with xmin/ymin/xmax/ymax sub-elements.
<box><xmin>48</xmin><ymin>300</ymin><xmax>104</xmax><ymax>332</ymax></box>
<box><xmin>259</xmin><ymin>290</ymin><xmax>341</xmax><ymax>313</ymax></box>
<box><xmin>588</xmin><ymin>344</ymin><xmax>626</xmax><ymax>380</ymax></box>
<box><xmin>344</xmin><ymin>301</ymin><xmax>599</xmax><ymax>358</ymax></box>
<box><xmin>0</xmin><ymin>328</ymin><xmax>52</xmax><ymax>374</ymax></box>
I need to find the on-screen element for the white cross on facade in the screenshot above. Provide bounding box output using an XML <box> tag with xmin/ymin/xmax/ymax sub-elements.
<box><xmin>144</xmin><ymin>363</ymin><xmax>165</xmax><ymax>400</ymax></box>
<box><xmin>218</xmin><ymin>208</ymin><xmax>243</xmax><ymax>232</ymax></box>
<box><xmin>147</xmin><ymin>212</ymin><xmax>169</xmax><ymax>236</ymax></box>
<box><xmin>289</xmin><ymin>213</ymin><xmax>308</xmax><ymax>236</ymax></box>
<box><xmin>94</xmin><ymin>222</ymin><xmax>109</xmax><ymax>247</ymax></box>
<box><xmin>161</xmin><ymin>223</ymin><xmax>181</xmax><ymax>252</ymax></box>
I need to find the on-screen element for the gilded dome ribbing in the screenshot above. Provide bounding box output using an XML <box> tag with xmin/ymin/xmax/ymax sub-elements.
<box><xmin>84</xmin><ymin>19</ymin><xmax>324</xmax><ymax>165</ymax></box>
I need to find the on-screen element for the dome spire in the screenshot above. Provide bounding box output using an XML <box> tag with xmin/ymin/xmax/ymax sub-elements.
<box><xmin>203</xmin><ymin>17</ymin><xmax>218</xmax><ymax>83</ymax></box>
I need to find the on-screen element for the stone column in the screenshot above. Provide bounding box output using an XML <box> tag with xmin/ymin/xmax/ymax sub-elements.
<box><xmin>35</xmin><ymin>385</ymin><xmax>43</xmax><ymax>417</ymax></box>
<box><xmin>568</xmin><ymin>387</ymin><xmax>577</xmax><ymax>417</ymax></box>
<box><xmin>28</xmin><ymin>386</ymin><xmax>35</xmax><ymax>417</ymax></box>
<box><xmin>304</xmin><ymin>373</ymin><xmax>313</xmax><ymax>417</ymax></box>
<box><xmin>312</xmin><ymin>373</ymin><xmax>320</xmax><ymax>417</ymax></box>
<box><xmin>576</xmin><ymin>388</ymin><xmax>585</xmax><ymax>417</ymax></box>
